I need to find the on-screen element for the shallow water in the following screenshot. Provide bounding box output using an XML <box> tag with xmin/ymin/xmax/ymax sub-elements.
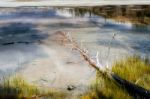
<box><xmin>0</xmin><ymin>6</ymin><xmax>149</xmax><ymax>71</ymax></box>
<box><xmin>0</xmin><ymin>6</ymin><xmax>149</xmax><ymax>91</ymax></box>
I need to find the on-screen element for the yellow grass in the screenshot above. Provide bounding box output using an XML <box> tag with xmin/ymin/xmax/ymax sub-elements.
<box><xmin>81</xmin><ymin>56</ymin><xmax>150</xmax><ymax>99</ymax></box>
<box><xmin>0</xmin><ymin>76</ymin><xmax>67</xmax><ymax>99</ymax></box>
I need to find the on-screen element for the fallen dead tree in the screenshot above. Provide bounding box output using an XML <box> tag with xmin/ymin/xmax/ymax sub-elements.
<box><xmin>112</xmin><ymin>74</ymin><xmax>150</xmax><ymax>99</ymax></box>
<box><xmin>56</xmin><ymin>31</ymin><xmax>150</xmax><ymax>98</ymax></box>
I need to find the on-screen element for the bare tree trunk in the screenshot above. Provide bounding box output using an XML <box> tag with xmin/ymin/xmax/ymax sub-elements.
<box><xmin>57</xmin><ymin>31</ymin><xmax>150</xmax><ymax>99</ymax></box>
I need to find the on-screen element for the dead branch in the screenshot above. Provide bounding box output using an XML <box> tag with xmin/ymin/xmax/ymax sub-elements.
<box><xmin>56</xmin><ymin>31</ymin><xmax>150</xmax><ymax>98</ymax></box>
<box><xmin>63</xmin><ymin>32</ymin><xmax>104</xmax><ymax>71</ymax></box>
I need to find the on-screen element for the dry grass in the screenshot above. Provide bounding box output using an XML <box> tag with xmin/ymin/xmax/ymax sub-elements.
<box><xmin>0</xmin><ymin>56</ymin><xmax>149</xmax><ymax>99</ymax></box>
<box><xmin>81</xmin><ymin>71</ymin><xmax>131</xmax><ymax>99</ymax></box>
<box><xmin>0</xmin><ymin>76</ymin><xmax>67</xmax><ymax>99</ymax></box>
<box><xmin>81</xmin><ymin>56</ymin><xmax>150</xmax><ymax>99</ymax></box>
<box><xmin>112</xmin><ymin>56</ymin><xmax>150</xmax><ymax>90</ymax></box>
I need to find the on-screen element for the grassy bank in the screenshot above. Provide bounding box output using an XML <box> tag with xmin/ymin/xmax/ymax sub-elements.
<box><xmin>81</xmin><ymin>56</ymin><xmax>150</xmax><ymax>99</ymax></box>
<box><xmin>112</xmin><ymin>56</ymin><xmax>150</xmax><ymax>90</ymax></box>
<box><xmin>0</xmin><ymin>56</ymin><xmax>149</xmax><ymax>99</ymax></box>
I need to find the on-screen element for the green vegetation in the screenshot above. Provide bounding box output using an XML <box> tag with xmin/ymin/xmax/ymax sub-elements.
<box><xmin>112</xmin><ymin>56</ymin><xmax>150</xmax><ymax>90</ymax></box>
<box><xmin>0</xmin><ymin>76</ymin><xmax>67</xmax><ymax>99</ymax></box>
<box><xmin>0</xmin><ymin>56</ymin><xmax>149</xmax><ymax>99</ymax></box>
<box><xmin>81</xmin><ymin>56</ymin><xmax>150</xmax><ymax>99</ymax></box>
<box><xmin>81</xmin><ymin>71</ymin><xmax>131</xmax><ymax>99</ymax></box>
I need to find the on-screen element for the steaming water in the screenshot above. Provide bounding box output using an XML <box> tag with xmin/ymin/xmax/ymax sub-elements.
<box><xmin>0</xmin><ymin>7</ymin><xmax>149</xmax><ymax>90</ymax></box>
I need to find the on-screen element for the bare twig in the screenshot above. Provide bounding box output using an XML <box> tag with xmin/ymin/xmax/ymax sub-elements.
<box><xmin>105</xmin><ymin>33</ymin><xmax>117</xmax><ymax>68</ymax></box>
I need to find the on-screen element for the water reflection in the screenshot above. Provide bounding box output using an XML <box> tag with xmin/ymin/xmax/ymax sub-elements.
<box><xmin>56</xmin><ymin>5</ymin><xmax>150</xmax><ymax>24</ymax></box>
<box><xmin>1</xmin><ymin>6</ymin><xmax>150</xmax><ymax>25</ymax></box>
<box><xmin>0</xmin><ymin>7</ymin><xmax>65</xmax><ymax>19</ymax></box>
<box><xmin>54</xmin><ymin>6</ymin><xmax>150</xmax><ymax>34</ymax></box>
<box><xmin>0</xmin><ymin>6</ymin><xmax>149</xmax><ymax>67</ymax></box>
<box><xmin>0</xmin><ymin>22</ymin><xmax>48</xmax><ymax>77</ymax></box>
<box><xmin>0</xmin><ymin>22</ymin><xmax>48</xmax><ymax>44</ymax></box>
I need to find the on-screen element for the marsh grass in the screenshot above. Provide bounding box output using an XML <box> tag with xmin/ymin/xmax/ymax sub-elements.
<box><xmin>81</xmin><ymin>71</ymin><xmax>131</xmax><ymax>99</ymax></box>
<box><xmin>81</xmin><ymin>56</ymin><xmax>150</xmax><ymax>99</ymax></box>
<box><xmin>112</xmin><ymin>56</ymin><xmax>150</xmax><ymax>90</ymax></box>
<box><xmin>0</xmin><ymin>76</ymin><xmax>67</xmax><ymax>99</ymax></box>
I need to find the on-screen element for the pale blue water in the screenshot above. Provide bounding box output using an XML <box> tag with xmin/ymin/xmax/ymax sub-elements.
<box><xmin>0</xmin><ymin>7</ymin><xmax>149</xmax><ymax>76</ymax></box>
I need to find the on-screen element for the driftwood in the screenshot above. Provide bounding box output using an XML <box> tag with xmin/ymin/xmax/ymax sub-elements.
<box><xmin>112</xmin><ymin>73</ymin><xmax>150</xmax><ymax>98</ymax></box>
<box><xmin>57</xmin><ymin>31</ymin><xmax>150</xmax><ymax>99</ymax></box>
